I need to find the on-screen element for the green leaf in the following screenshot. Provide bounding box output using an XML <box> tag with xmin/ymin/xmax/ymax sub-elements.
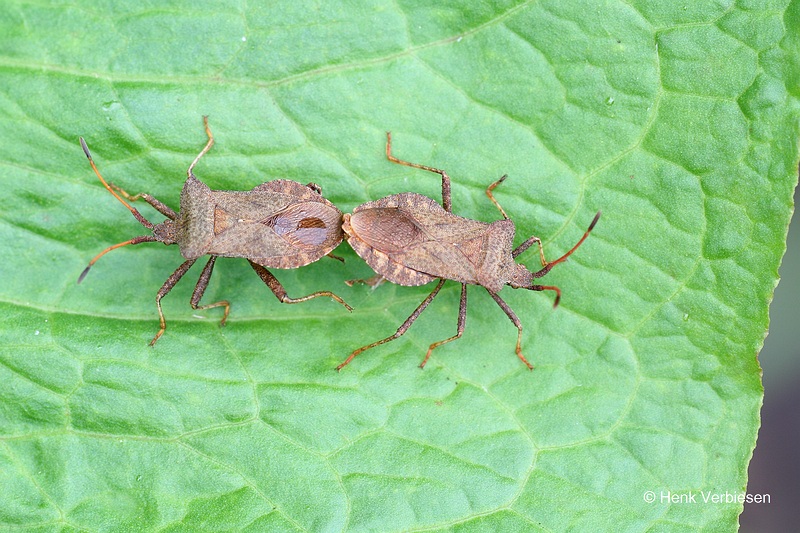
<box><xmin>1</xmin><ymin>1</ymin><xmax>797</xmax><ymax>530</ymax></box>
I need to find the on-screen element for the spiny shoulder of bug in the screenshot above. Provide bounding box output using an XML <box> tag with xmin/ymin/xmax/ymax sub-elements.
<box><xmin>146</xmin><ymin>177</ymin><xmax>205</xmax><ymax>247</ymax></box>
<box><xmin>449</xmin><ymin>190</ymin><xmax>587</xmax><ymax>294</ymax></box>
<box><xmin>462</xmin><ymin>176</ymin><xmax>600</xmax><ymax>293</ymax></box>
<box><xmin>442</xmin><ymin>182</ymin><xmax>553</xmax><ymax>291</ymax></box>
<box><xmin>114</xmin><ymin>171</ymin><xmax>202</xmax><ymax>248</ymax></box>
<box><xmin>148</xmin><ymin>172</ymin><xmax>228</xmax><ymax>248</ymax></box>
<box><xmin>484</xmin><ymin>218</ymin><xmax>544</xmax><ymax>293</ymax></box>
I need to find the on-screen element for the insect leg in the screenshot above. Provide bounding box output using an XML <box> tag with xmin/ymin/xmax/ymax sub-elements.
<box><xmin>189</xmin><ymin>256</ymin><xmax>231</xmax><ymax>327</ymax></box>
<box><xmin>337</xmin><ymin>279</ymin><xmax>446</xmax><ymax>371</ymax></box>
<box><xmin>248</xmin><ymin>261</ymin><xmax>353</xmax><ymax>311</ymax></box>
<box><xmin>486</xmin><ymin>290</ymin><xmax>534</xmax><ymax>370</ymax></box>
<box><xmin>187</xmin><ymin>116</ymin><xmax>215</xmax><ymax>178</ymax></box>
<box><xmin>344</xmin><ymin>274</ymin><xmax>385</xmax><ymax>288</ymax></box>
<box><xmin>305</xmin><ymin>182</ymin><xmax>323</xmax><ymax>194</ymax></box>
<box><xmin>512</xmin><ymin>234</ymin><xmax>546</xmax><ymax>263</ymax></box>
<box><xmin>108</xmin><ymin>184</ymin><xmax>178</xmax><ymax>220</ymax></box>
<box><xmin>488</xmin><ymin>176</ymin><xmax>546</xmax><ymax>263</ymax></box>
<box><xmin>385</xmin><ymin>131</ymin><xmax>453</xmax><ymax>212</ymax></box>
<box><xmin>151</xmin><ymin>258</ymin><xmax>198</xmax><ymax>346</ymax></box>
<box><xmin>485</xmin><ymin>175</ymin><xmax>510</xmax><ymax>220</ymax></box>
<box><xmin>326</xmin><ymin>252</ymin><xmax>346</xmax><ymax>263</ymax></box>
<box><xmin>419</xmin><ymin>283</ymin><xmax>468</xmax><ymax>369</ymax></box>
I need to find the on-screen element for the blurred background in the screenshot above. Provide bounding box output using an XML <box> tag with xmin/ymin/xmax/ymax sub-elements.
<box><xmin>740</xmin><ymin>181</ymin><xmax>799</xmax><ymax>531</ymax></box>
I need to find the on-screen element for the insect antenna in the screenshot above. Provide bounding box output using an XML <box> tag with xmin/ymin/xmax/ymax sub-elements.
<box><xmin>528</xmin><ymin>284</ymin><xmax>562</xmax><ymax>307</ymax></box>
<box><xmin>77</xmin><ymin>137</ymin><xmax>162</xmax><ymax>283</ymax></box>
<box><xmin>532</xmin><ymin>211</ymin><xmax>601</xmax><ymax>279</ymax></box>
<box><xmin>77</xmin><ymin>235</ymin><xmax>159</xmax><ymax>284</ymax></box>
<box><xmin>79</xmin><ymin>138</ymin><xmax>155</xmax><ymax>230</ymax></box>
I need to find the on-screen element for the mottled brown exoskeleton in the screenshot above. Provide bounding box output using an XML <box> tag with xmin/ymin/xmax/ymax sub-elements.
<box><xmin>336</xmin><ymin>132</ymin><xmax>600</xmax><ymax>371</ymax></box>
<box><xmin>78</xmin><ymin>117</ymin><xmax>351</xmax><ymax>345</ymax></box>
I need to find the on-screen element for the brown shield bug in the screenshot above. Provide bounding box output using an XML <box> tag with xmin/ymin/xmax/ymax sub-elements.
<box><xmin>78</xmin><ymin>117</ymin><xmax>352</xmax><ymax>345</ymax></box>
<box><xmin>336</xmin><ymin>132</ymin><xmax>600</xmax><ymax>371</ymax></box>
